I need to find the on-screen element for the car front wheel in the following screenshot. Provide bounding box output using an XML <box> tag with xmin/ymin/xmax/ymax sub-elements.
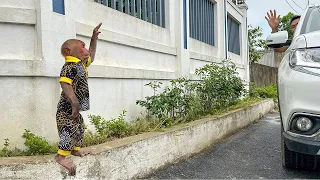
<box><xmin>281</xmin><ymin>133</ymin><xmax>318</xmax><ymax>170</ymax></box>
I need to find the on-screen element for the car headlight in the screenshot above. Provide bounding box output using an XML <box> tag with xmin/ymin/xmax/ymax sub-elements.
<box><xmin>296</xmin><ymin>117</ymin><xmax>313</xmax><ymax>132</ymax></box>
<box><xmin>289</xmin><ymin>48</ymin><xmax>320</xmax><ymax>68</ymax></box>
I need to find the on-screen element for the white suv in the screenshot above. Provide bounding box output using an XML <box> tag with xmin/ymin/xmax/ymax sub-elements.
<box><xmin>267</xmin><ymin>5</ymin><xmax>320</xmax><ymax>170</ymax></box>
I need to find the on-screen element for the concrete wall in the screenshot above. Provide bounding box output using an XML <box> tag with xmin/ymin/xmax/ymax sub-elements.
<box><xmin>0</xmin><ymin>99</ymin><xmax>274</xmax><ymax>180</ymax></box>
<box><xmin>0</xmin><ymin>0</ymin><xmax>249</xmax><ymax>148</ymax></box>
<box><xmin>250</xmin><ymin>63</ymin><xmax>278</xmax><ymax>87</ymax></box>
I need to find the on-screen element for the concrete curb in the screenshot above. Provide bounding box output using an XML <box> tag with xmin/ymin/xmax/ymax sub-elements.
<box><xmin>0</xmin><ymin>99</ymin><xmax>274</xmax><ymax>180</ymax></box>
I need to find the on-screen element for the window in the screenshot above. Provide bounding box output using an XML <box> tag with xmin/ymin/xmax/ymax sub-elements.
<box><xmin>189</xmin><ymin>0</ymin><xmax>215</xmax><ymax>46</ymax></box>
<box><xmin>53</xmin><ymin>0</ymin><xmax>65</xmax><ymax>15</ymax></box>
<box><xmin>95</xmin><ymin>0</ymin><xmax>166</xmax><ymax>28</ymax></box>
<box><xmin>227</xmin><ymin>15</ymin><xmax>240</xmax><ymax>55</ymax></box>
<box><xmin>302</xmin><ymin>6</ymin><xmax>320</xmax><ymax>34</ymax></box>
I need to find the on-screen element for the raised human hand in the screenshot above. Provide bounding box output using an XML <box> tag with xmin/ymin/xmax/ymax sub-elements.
<box><xmin>265</xmin><ymin>10</ymin><xmax>280</xmax><ymax>32</ymax></box>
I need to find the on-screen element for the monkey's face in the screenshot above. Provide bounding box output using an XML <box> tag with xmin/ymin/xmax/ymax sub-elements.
<box><xmin>71</xmin><ymin>41</ymin><xmax>90</xmax><ymax>61</ymax></box>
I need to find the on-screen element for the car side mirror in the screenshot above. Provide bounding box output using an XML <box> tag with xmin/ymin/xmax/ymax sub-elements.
<box><xmin>266</xmin><ymin>31</ymin><xmax>292</xmax><ymax>48</ymax></box>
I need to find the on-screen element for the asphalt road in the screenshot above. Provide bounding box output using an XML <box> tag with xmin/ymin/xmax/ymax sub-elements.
<box><xmin>149</xmin><ymin>113</ymin><xmax>320</xmax><ymax>179</ymax></box>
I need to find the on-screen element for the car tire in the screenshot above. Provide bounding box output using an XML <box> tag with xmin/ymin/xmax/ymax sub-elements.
<box><xmin>281</xmin><ymin>133</ymin><xmax>297</xmax><ymax>169</ymax></box>
<box><xmin>281</xmin><ymin>130</ymin><xmax>318</xmax><ymax>170</ymax></box>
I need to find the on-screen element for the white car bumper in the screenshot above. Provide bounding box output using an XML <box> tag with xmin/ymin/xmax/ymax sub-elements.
<box><xmin>279</xmin><ymin>59</ymin><xmax>320</xmax><ymax>131</ymax></box>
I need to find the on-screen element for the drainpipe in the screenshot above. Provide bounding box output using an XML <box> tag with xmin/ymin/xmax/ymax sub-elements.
<box><xmin>224</xmin><ymin>0</ymin><xmax>228</xmax><ymax>59</ymax></box>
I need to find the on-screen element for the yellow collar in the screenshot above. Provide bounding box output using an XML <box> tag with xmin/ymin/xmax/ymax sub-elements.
<box><xmin>65</xmin><ymin>56</ymin><xmax>81</xmax><ymax>63</ymax></box>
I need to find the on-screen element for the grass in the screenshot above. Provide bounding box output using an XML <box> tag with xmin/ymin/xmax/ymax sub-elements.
<box><xmin>81</xmin><ymin>117</ymin><xmax>159</xmax><ymax>147</ymax></box>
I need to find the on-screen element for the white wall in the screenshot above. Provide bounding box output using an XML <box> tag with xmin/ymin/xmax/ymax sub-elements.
<box><xmin>188</xmin><ymin>0</ymin><xmax>248</xmax><ymax>82</ymax></box>
<box><xmin>0</xmin><ymin>0</ymin><xmax>249</xmax><ymax>148</ymax></box>
<box><xmin>258</xmin><ymin>50</ymin><xmax>277</xmax><ymax>67</ymax></box>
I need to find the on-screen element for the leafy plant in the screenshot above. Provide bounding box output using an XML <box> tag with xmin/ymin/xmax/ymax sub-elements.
<box><xmin>136</xmin><ymin>77</ymin><xmax>197</xmax><ymax>121</ymax></box>
<box><xmin>136</xmin><ymin>59</ymin><xmax>247</xmax><ymax>128</ymax></box>
<box><xmin>256</xmin><ymin>84</ymin><xmax>277</xmax><ymax>99</ymax></box>
<box><xmin>82</xmin><ymin>113</ymin><xmax>160</xmax><ymax>147</ymax></box>
<box><xmin>128</xmin><ymin>117</ymin><xmax>159</xmax><ymax>135</ymax></box>
<box><xmin>82</xmin><ymin>130</ymin><xmax>108</xmax><ymax>147</ymax></box>
<box><xmin>279</xmin><ymin>12</ymin><xmax>296</xmax><ymax>39</ymax></box>
<box><xmin>248</xmin><ymin>25</ymin><xmax>267</xmax><ymax>63</ymax></box>
<box><xmin>0</xmin><ymin>138</ymin><xmax>10</xmax><ymax>157</ymax></box>
<box><xmin>249</xmin><ymin>83</ymin><xmax>277</xmax><ymax>100</ymax></box>
<box><xmin>89</xmin><ymin>110</ymin><xmax>130</xmax><ymax>138</ymax></box>
<box><xmin>22</xmin><ymin>129</ymin><xmax>58</xmax><ymax>156</ymax></box>
<box><xmin>195</xmin><ymin>59</ymin><xmax>246</xmax><ymax>113</ymax></box>
<box><xmin>0</xmin><ymin>130</ymin><xmax>58</xmax><ymax>157</ymax></box>
<box><xmin>248</xmin><ymin>82</ymin><xmax>260</xmax><ymax>98</ymax></box>
<box><xmin>0</xmin><ymin>138</ymin><xmax>25</xmax><ymax>157</ymax></box>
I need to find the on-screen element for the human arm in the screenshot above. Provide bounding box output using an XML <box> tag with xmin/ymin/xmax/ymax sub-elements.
<box><xmin>265</xmin><ymin>10</ymin><xmax>287</xmax><ymax>52</ymax></box>
<box><xmin>274</xmin><ymin>46</ymin><xmax>288</xmax><ymax>53</ymax></box>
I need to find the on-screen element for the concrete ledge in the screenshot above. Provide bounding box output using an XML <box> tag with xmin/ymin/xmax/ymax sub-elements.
<box><xmin>0</xmin><ymin>60</ymin><xmax>176</xmax><ymax>79</ymax></box>
<box><xmin>190</xmin><ymin>51</ymin><xmax>222</xmax><ymax>63</ymax></box>
<box><xmin>190</xmin><ymin>52</ymin><xmax>245</xmax><ymax>70</ymax></box>
<box><xmin>0</xmin><ymin>59</ymin><xmax>43</xmax><ymax>76</ymax></box>
<box><xmin>0</xmin><ymin>99</ymin><xmax>274</xmax><ymax>179</ymax></box>
<box><xmin>89</xmin><ymin>65</ymin><xmax>177</xmax><ymax>80</ymax></box>
<box><xmin>76</xmin><ymin>22</ymin><xmax>177</xmax><ymax>56</ymax></box>
<box><xmin>0</xmin><ymin>7</ymin><xmax>36</xmax><ymax>25</ymax></box>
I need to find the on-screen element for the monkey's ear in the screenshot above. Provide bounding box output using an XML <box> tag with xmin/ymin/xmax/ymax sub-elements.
<box><xmin>62</xmin><ymin>47</ymin><xmax>71</xmax><ymax>56</ymax></box>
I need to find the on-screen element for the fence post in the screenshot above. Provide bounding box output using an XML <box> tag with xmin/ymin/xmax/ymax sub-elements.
<box><xmin>142</xmin><ymin>0</ymin><xmax>147</xmax><ymax>20</ymax></box>
<box><xmin>125</xmin><ymin>0</ymin><xmax>130</xmax><ymax>14</ymax></box>
<box><xmin>118</xmin><ymin>0</ymin><xmax>123</xmax><ymax>12</ymax></box>
<box><xmin>137</xmin><ymin>0</ymin><xmax>141</xmax><ymax>19</ymax></box>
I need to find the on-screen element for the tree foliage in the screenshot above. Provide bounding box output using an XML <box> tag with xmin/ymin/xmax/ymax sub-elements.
<box><xmin>248</xmin><ymin>25</ymin><xmax>266</xmax><ymax>63</ymax></box>
<box><xmin>278</xmin><ymin>12</ymin><xmax>295</xmax><ymax>39</ymax></box>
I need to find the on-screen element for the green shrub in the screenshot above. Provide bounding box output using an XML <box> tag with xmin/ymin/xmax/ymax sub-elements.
<box><xmin>136</xmin><ymin>59</ymin><xmax>246</xmax><ymax>126</ymax></box>
<box><xmin>249</xmin><ymin>82</ymin><xmax>260</xmax><ymax>98</ymax></box>
<box><xmin>136</xmin><ymin>77</ymin><xmax>197</xmax><ymax>121</ymax></box>
<box><xmin>128</xmin><ymin>117</ymin><xmax>158</xmax><ymax>135</ymax></box>
<box><xmin>0</xmin><ymin>138</ymin><xmax>25</xmax><ymax>157</ymax></box>
<box><xmin>195</xmin><ymin>60</ymin><xmax>246</xmax><ymax>112</ymax></box>
<box><xmin>82</xmin><ymin>130</ymin><xmax>108</xmax><ymax>147</ymax></box>
<box><xmin>83</xmin><ymin>112</ymin><xmax>159</xmax><ymax>147</ymax></box>
<box><xmin>249</xmin><ymin>83</ymin><xmax>277</xmax><ymax>100</ymax></box>
<box><xmin>22</xmin><ymin>129</ymin><xmax>58</xmax><ymax>156</ymax></box>
<box><xmin>0</xmin><ymin>130</ymin><xmax>58</xmax><ymax>157</ymax></box>
<box><xmin>257</xmin><ymin>84</ymin><xmax>277</xmax><ymax>99</ymax></box>
<box><xmin>0</xmin><ymin>138</ymin><xmax>11</xmax><ymax>157</ymax></box>
<box><xmin>88</xmin><ymin>110</ymin><xmax>130</xmax><ymax>138</ymax></box>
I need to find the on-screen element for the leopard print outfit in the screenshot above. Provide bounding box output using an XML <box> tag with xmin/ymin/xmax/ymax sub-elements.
<box><xmin>56</xmin><ymin>56</ymin><xmax>91</xmax><ymax>156</ymax></box>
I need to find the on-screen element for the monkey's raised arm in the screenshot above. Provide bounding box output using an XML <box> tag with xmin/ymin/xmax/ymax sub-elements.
<box><xmin>89</xmin><ymin>23</ymin><xmax>102</xmax><ymax>63</ymax></box>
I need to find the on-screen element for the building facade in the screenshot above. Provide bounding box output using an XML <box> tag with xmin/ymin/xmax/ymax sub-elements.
<box><xmin>0</xmin><ymin>0</ymin><xmax>248</xmax><ymax>148</ymax></box>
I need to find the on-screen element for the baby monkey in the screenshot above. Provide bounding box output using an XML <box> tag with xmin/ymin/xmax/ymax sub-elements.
<box><xmin>55</xmin><ymin>23</ymin><xmax>102</xmax><ymax>176</ymax></box>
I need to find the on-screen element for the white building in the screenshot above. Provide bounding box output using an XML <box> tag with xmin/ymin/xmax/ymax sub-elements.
<box><xmin>0</xmin><ymin>0</ymin><xmax>249</xmax><ymax>148</ymax></box>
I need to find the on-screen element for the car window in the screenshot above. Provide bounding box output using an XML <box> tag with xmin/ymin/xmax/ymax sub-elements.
<box><xmin>304</xmin><ymin>6</ymin><xmax>320</xmax><ymax>34</ymax></box>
